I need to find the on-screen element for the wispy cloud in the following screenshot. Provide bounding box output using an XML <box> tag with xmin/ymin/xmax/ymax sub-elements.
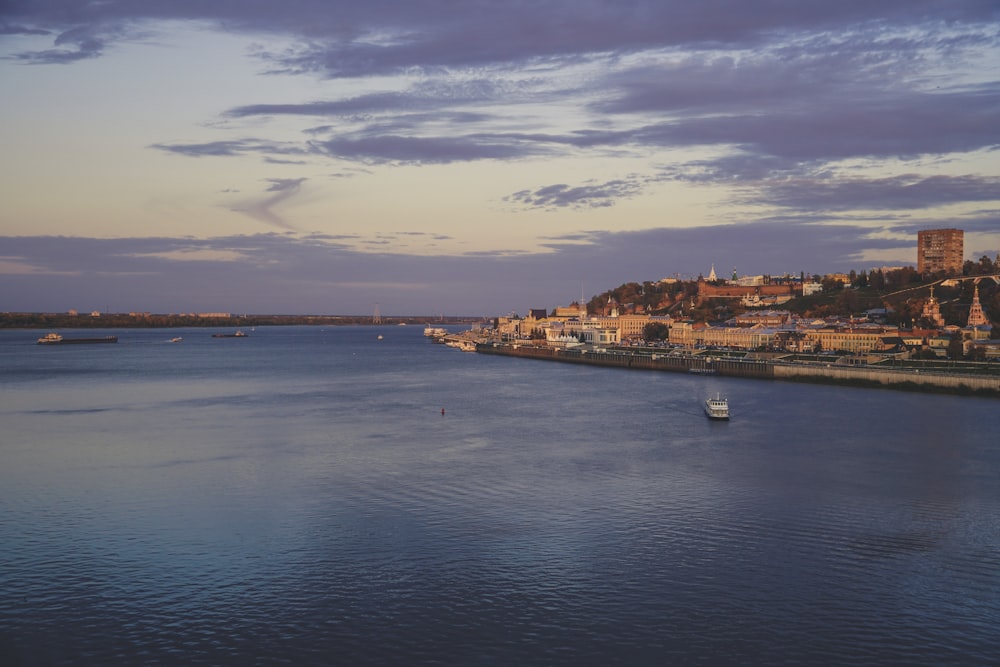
<box><xmin>230</xmin><ymin>178</ymin><xmax>308</xmax><ymax>231</ymax></box>
<box><xmin>151</xmin><ymin>139</ymin><xmax>307</xmax><ymax>159</ymax></box>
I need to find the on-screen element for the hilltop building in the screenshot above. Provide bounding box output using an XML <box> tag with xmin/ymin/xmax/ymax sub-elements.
<box><xmin>921</xmin><ymin>288</ymin><xmax>945</xmax><ymax>327</ymax></box>
<box><xmin>802</xmin><ymin>282</ymin><xmax>823</xmax><ymax>296</ymax></box>
<box><xmin>696</xmin><ymin>274</ymin><xmax>797</xmax><ymax>305</ymax></box>
<box><xmin>917</xmin><ymin>228</ymin><xmax>963</xmax><ymax>275</ymax></box>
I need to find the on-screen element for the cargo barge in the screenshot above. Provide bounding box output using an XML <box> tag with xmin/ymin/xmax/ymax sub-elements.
<box><xmin>37</xmin><ymin>332</ymin><xmax>118</xmax><ymax>345</ymax></box>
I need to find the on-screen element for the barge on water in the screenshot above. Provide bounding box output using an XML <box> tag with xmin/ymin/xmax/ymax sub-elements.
<box><xmin>37</xmin><ymin>332</ymin><xmax>118</xmax><ymax>345</ymax></box>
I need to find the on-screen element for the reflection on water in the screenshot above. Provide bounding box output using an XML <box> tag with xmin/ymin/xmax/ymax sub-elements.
<box><xmin>1</xmin><ymin>326</ymin><xmax>999</xmax><ymax>665</ymax></box>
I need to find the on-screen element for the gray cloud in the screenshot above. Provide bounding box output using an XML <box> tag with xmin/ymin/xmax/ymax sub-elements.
<box><xmin>0</xmin><ymin>22</ymin><xmax>51</xmax><ymax>36</ymax></box>
<box><xmin>7</xmin><ymin>21</ymin><xmax>139</xmax><ymax>63</ymax></box>
<box><xmin>641</xmin><ymin>88</ymin><xmax>1000</xmax><ymax>163</ymax></box>
<box><xmin>755</xmin><ymin>174</ymin><xmax>1000</xmax><ymax>212</ymax></box>
<box><xmin>311</xmin><ymin>133</ymin><xmax>547</xmax><ymax>164</ymax></box>
<box><xmin>4</xmin><ymin>1</ymin><xmax>994</xmax><ymax>78</ymax></box>
<box><xmin>8</xmin><ymin>219</ymin><xmax>992</xmax><ymax>315</ymax></box>
<box><xmin>505</xmin><ymin>177</ymin><xmax>646</xmax><ymax>210</ymax></box>
<box><xmin>151</xmin><ymin>139</ymin><xmax>306</xmax><ymax>159</ymax></box>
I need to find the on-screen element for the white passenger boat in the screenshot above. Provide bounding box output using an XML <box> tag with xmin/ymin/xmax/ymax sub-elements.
<box><xmin>704</xmin><ymin>394</ymin><xmax>730</xmax><ymax>420</ymax></box>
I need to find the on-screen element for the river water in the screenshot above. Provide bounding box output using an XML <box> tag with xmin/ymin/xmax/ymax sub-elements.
<box><xmin>1</xmin><ymin>325</ymin><xmax>998</xmax><ymax>665</ymax></box>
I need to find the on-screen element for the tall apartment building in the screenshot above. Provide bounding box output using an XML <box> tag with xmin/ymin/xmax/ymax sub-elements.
<box><xmin>917</xmin><ymin>228</ymin><xmax>963</xmax><ymax>275</ymax></box>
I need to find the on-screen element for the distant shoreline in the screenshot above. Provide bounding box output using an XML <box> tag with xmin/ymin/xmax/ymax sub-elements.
<box><xmin>0</xmin><ymin>313</ymin><xmax>481</xmax><ymax>329</ymax></box>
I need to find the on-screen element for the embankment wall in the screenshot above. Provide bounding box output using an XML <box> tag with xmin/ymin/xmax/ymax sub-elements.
<box><xmin>475</xmin><ymin>343</ymin><xmax>1000</xmax><ymax>397</ymax></box>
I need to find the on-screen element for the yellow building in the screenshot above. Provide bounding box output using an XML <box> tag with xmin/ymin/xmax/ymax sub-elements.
<box><xmin>696</xmin><ymin>326</ymin><xmax>777</xmax><ymax>350</ymax></box>
<box><xmin>803</xmin><ymin>326</ymin><xmax>900</xmax><ymax>354</ymax></box>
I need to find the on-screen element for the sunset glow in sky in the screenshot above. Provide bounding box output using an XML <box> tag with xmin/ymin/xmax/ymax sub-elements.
<box><xmin>2</xmin><ymin>2</ymin><xmax>999</xmax><ymax>315</ymax></box>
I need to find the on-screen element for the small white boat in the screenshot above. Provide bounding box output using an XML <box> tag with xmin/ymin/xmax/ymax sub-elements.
<box><xmin>704</xmin><ymin>394</ymin><xmax>729</xmax><ymax>420</ymax></box>
<box><xmin>169</xmin><ymin>337</ymin><xmax>183</xmax><ymax>343</ymax></box>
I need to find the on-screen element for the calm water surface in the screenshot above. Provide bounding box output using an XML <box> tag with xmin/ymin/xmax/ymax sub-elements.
<box><xmin>1</xmin><ymin>326</ymin><xmax>998</xmax><ymax>665</ymax></box>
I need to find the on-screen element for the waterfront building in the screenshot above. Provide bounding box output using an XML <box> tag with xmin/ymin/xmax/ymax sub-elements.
<box><xmin>803</xmin><ymin>324</ymin><xmax>901</xmax><ymax>355</ymax></box>
<box><xmin>580</xmin><ymin>327</ymin><xmax>620</xmax><ymax>346</ymax></box>
<box><xmin>668</xmin><ymin>320</ymin><xmax>703</xmax><ymax>347</ymax></box>
<box><xmin>696</xmin><ymin>325</ymin><xmax>777</xmax><ymax>350</ymax></box>
<box><xmin>615</xmin><ymin>313</ymin><xmax>670</xmax><ymax>340</ymax></box>
<box><xmin>917</xmin><ymin>228</ymin><xmax>964</xmax><ymax>275</ymax></box>
<box><xmin>927</xmin><ymin>335</ymin><xmax>953</xmax><ymax>357</ymax></box>
<box><xmin>968</xmin><ymin>339</ymin><xmax>1000</xmax><ymax>359</ymax></box>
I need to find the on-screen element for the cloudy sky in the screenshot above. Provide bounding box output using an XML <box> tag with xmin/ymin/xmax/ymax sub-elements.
<box><xmin>2</xmin><ymin>1</ymin><xmax>999</xmax><ymax>316</ymax></box>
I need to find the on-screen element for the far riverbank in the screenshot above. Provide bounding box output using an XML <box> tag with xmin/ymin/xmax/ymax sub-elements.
<box><xmin>0</xmin><ymin>313</ymin><xmax>480</xmax><ymax>329</ymax></box>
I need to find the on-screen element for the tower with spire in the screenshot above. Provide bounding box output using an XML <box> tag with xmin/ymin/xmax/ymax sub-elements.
<box><xmin>967</xmin><ymin>283</ymin><xmax>990</xmax><ymax>328</ymax></box>
<box><xmin>708</xmin><ymin>264</ymin><xmax>717</xmax><ymax>282</ymax></box>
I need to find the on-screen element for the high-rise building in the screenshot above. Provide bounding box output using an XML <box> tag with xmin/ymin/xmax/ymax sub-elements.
<box><xmin>917</xmin><ymin>228</ymin><xmax>964</xmax><ymax>275</ymax></box>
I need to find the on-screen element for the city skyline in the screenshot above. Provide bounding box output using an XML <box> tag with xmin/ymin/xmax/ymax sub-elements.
<box><xmin>2</xmin><ymin>1</ymin><xmax>999</xmax><ymax>315</ymax></box>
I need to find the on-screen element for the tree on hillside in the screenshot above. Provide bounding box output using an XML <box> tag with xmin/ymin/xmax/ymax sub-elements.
<box><xmin>964</xmin><ymin>255</ymin><xmax>998</xmax><ymax>276</ymax></box>
<box><xmin>837</xmin><ymin>288</ymin><xmax>859</xmax><ymax>314</ymax></box>
<box><xmin>947</xmin><ymin>333</ymin><xmax>964</xmax><ymax>360</ymax></box>
<box><xmin>643</xmin><ymin>322</ymin><xmax>670</xmax><ymax>341</ymax></box>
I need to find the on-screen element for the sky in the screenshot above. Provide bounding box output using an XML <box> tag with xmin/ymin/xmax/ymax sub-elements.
<box><xmin>2</xmin><ymin>1</ymin><xmax>999</xmax><ymax>316</ymax></box>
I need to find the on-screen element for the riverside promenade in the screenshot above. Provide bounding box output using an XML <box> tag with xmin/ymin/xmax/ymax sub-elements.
<box><xmin>475</xmin><ymin>342</ymin><xmax>1000</xmax><ymax>397</ymax></box>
